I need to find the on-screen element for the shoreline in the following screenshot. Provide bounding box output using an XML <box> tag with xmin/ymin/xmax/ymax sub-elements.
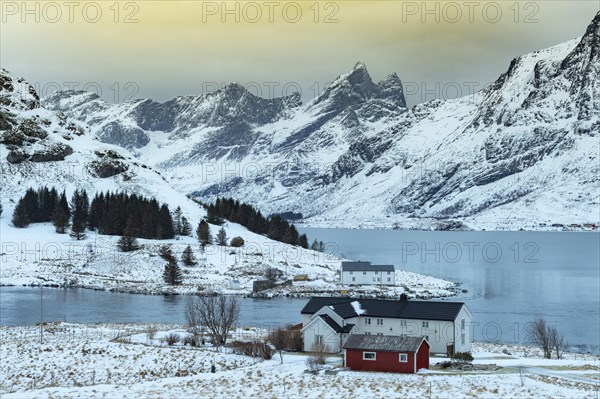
<box><xmin>0</xmin><ymin>280</ymin><xmax>463</xmax><ymax>300</ymax></box>
<box><xmin>296</xmin><ymin>220</ymin><xmax>600</xmax><ymax>233</ymax></box>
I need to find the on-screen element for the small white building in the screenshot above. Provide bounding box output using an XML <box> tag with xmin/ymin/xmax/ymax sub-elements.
<box><xmin>340</xmin><ymin>261</ymin><xmax>395</xmax><ymax>286</ymax></box>
<box><xmin>301</xmin><ymin>296</ymin><xmax>473</xmax><ymax>355</ymax></box>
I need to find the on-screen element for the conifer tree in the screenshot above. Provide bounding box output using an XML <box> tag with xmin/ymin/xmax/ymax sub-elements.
<box><xmin>69</xmin><ymin>189</ymin><xmax>88</xmax><ymax>240</ymax></box>
<box><xmin>117</xmin><ymin>216</ymin><xmax>140</xmax><ymax>252</ymax></box>
<box><xmin>206</xmin><ymin>205</ymin><xmax>224</xmax><ymax>225</ymax></box>
<box><xmin>173</xmin><ymin>206</ymin><xmax>183</xmax><ymax>235</ymax></box>
<box><xmin>181</xmin><ymin>245</ymin><xmax>197</xmax><ymax>266</ymax></box>
<box><xmin>180</xmin><ymin>216</ymin><xmax>192</xmax><ymax>236</ymax></box>
<box><xmin>52</xmin><ymin>191</ymin><xmax>70</xmax><ymax>233</ymax></box>
<box><xmin>310</xmin><ymin>239</ymin><xmax>319</xmax><ymax>251</ymax></box>
<box><xmin>12</xmin><ymin>198</ymin><xmax>30</xmax><ymax>228</ymax></box>
<box><xmin>197</xmin><ymin>220</ymin><xmax>212</xmax><ymax>246</ymax></box>
<box><xmin>163</xmin><ymin>258</ymin><xmax>183</xmax><ymax>285</ymax></box>
<box><xmin>217</xmin><ymin>227</ymin><xmax>228</xmax><ymax>246</ymax></box>
<box><xmin>298</xmin><ymin>234</ymin><xmax>309</xmax><ymax>249</ymax></box>
<box><xmin>318</xmin><ymin>241</ymin><xmax>326</xmax><ymax>252</ymax></box>
<box><xmin>21</xmin><ymin>188</ymin><xmax>38</xmax><ymax>223</ymax></box>
<box><xmin>157</xmin><ymin>204</ymin><xmax>175</xmax><ymax>239</ymax></box>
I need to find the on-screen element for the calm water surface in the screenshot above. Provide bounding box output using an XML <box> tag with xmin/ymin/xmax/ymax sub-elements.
<box><xmin>1</xmin><ymin>230</ymin><xmax>598</xmax><ymax>352</ymax></box>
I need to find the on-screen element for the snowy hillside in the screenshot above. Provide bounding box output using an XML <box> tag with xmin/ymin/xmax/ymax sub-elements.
<box><xmin>0</xmin><ymin>70</ymin><xmax>457</xmax><ymax>296</ymax></box>
<box><xmin>38</xmin><ymin>13</ymin><xmax>600</xmax><ymax>230</ymax></box>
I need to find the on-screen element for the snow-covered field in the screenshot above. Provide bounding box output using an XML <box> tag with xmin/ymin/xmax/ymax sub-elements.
<box><xmin>0</xmin><ymin>215</ymin><xmax>457</xmax><ymax>298</ymax></box>
<box><xmin>1</xmin><ymin>322</ymin><xmax>598</xmax><ymax>398</ymax></box>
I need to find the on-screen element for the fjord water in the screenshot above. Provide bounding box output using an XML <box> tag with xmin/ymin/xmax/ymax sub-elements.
<box><xmin>1</xmin><ymin>230</ymin><xmax>598</xmax><ymax>353</ymax></box>
<box><xmin>300</xmin><ymin>229</ymin><xmax>600</xmax><ymax>353</ymax></box>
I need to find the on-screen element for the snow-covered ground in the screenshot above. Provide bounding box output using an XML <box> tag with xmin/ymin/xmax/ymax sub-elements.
<box><xmin>0</xmin><ymin>214</ymin><xmax>457</xmax><ymax>298</ymax></box>
<box><xmin>1</xmin><ymin>323</ymin><xmax>598</xmax><ymax>398</ymax></box>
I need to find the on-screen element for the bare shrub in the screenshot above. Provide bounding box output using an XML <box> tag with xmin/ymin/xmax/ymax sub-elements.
<box><xmin>146</xmin><ymin>325</ymin><xmax>157</xmax><ymax>341</ymax></box>
<box><xmin>165</xmin><ymin>332</ymin><xmax>181</xmax><ymax>346</ymax></box>
<box><xmin>111</xmin><ymin>331</ymin><xmax>131</xmax><ymax>344</ymax></box>
<box><xmin>548</xmin><ymin>326</ymin><xmax>567</xmax><ymax>359</ymax></box>
<box><xmin>530</xmin><ymin>318</ymin><xmax>566</xmax><ymax>359</ymax></box>
<box><xmin>439</xmin><ymin>360</ymin><xmax>453</xmax><ymax>369</ymax></box>
<box><xmin>306</xmin><ymin>356</ymin><xmax>322</xmax><ymax>374</ymax></box>
<box><xmin>231</xmin><ymin>341</ymin><xmax>273</xmax><ymax>360</ymax></box>
<box><xmin>450</xmin><ymin>351</ymin><xmax>474</xmax><ymax>363</ymax></box>
<box><xmin>267</xmin><ymin>325</ymin><xmax>304</xmax><ymax>363</ymax></box>
<box><xmin>185</xmin><ymin>295</ymin><xmax>240</xmax><ymax>346</ymax></box>
<box><xmin>268</xmin><ymin>328</ymin><xmax>287</xmax><ymax>363</ymax></box>
<box><xmin>309</xmin><ymin>343</ymin><xmax>329</xmax><ymax>365</ymax></box>
<box><xmin>531</xmin><ymin>318</ymin><xmax>552</xmax><ymax>359</ymax></box>
<box><xmin>286</xmin><ymin>327</ymin><xmax>304</xmax><ymax>352</ymax></box>
<box><xmin>264</xmin><ymin>267</ymin><xmax>284</xmax><ymax>282</ymax></box>
<box><xmin>183</xmin><ymin>334</ymin><xmax>200</xmax><ymax>347</ymax></box>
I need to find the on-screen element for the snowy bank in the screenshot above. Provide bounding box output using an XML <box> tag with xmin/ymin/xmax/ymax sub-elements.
<box><xmin>1</xmin><ymin>322</ymin><xmax>598</xmax><ymax>398</ymax></box>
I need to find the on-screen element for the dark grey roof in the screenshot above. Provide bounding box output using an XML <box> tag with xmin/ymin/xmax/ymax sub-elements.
<box><xmin>301</xmin><ymin>297</ymin><xmax>465</xmax><ymax>321</ymax></box>
<box><xmin>319</xmin><ymin>314</ymin><xmax>355</xmax><ymax>333</ymax></box>
<box><xmin>343</xmin><ymin>335</ymin><xmax>426</xmax><ymax>352</ymax></box>
<box><xmin>341</xmin><ymin>262</ymin><xmax>395</xmax><ymax>272</ymax></box>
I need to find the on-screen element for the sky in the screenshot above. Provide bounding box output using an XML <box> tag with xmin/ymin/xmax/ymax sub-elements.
<box><xmin>1</xmin><ymin>1</ymin><xmax>599</xmax><ymax>107</ymax></box>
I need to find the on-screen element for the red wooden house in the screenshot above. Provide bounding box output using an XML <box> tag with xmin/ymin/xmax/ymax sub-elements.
<box><xmin>343</xmin><ymin>335</ymin><xmax>429</xmax><ymax>373</ymax></box>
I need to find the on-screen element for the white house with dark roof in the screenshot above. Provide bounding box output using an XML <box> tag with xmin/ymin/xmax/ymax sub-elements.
<box><xmin>301</xmin><ymin>296</ymin><xmax>472</xmax><ymax>354</ymax></box>
<box><xmin>340</xmin><ymin>261</ymin><xmax>395</xmax><ymax>286</ymax></box>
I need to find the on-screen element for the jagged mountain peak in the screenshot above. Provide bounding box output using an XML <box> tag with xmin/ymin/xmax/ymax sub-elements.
<box><xmin>0</xmin><ymin>68</ymin><xmax>40</xmax><ymax>111</ymax></box>
<box><xmin>311</xmin><ymin>62</ymin><xmax>406</xmax><ymax>113</ymax></box>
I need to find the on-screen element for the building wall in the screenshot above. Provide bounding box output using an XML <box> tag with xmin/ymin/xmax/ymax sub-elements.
<box><xmin>345</xmin><ymin>349</ymin><xmax>417</xmax><ymax>373</ymax></box>
<box><xmin>454</xmin><ymin>305</ymin><xmax>472</xmax><ymax>353</ymax></box>
<box><xmin>352</xmin><ymin>316</ymin><xmax>455</xmax><ymax>354</ymax></box>
<box><xmin>416</xmin><ymin>342</ymin><xmax>430</xmax><ymax>371</ymax></box>
<box><xmin>302</xmin><ymin>318</ymin><xmax>342</xmax><ymax>353</ymax></box>
<box><xmin>341</xmin><ymin>270</ymin><xmax>395</xmax><ymax>285</ymax></box>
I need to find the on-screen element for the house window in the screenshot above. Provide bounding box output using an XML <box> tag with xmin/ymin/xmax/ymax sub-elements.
<box><xmin>461</xmin><ymin>333</ymin><xmax>465</xmax><ymax>345</ymax></box>
<box><xmin>461</xmin><ymin>319</ymin><xmax>465</xmax><ymax>330</ymax></box>
<box><xmin>425</xmin><ymin>335</ymin><xmax>429</xmax><ymax>342</ymax></box>
<box><xmin>375</xmin><ymin>271</ymin><xmax>378</xmax><ymax>274</ymax></box>
<box><xmin>399</xmin><ymin>353</ymin><xmax>408</xmax><ymax>363</ymax></box>
<box><xmin>373</xmin><ymin>278</ymin><xmax>376</xmax><ymax>282</ymax></box>
<box><xmin>363</xmin><ymin>271</ymin><xmax>366</xmax><ymax>275</ymax></box>
<box><xmin>422</xmin><ymin>321</ymin><xmax>429</xmax><ymax>328</ymax></box>
<box><xmin>315</xmin><ymin>335</ymin><xmax>323</xmax><ymax>345</ymax></box>
<box><xmin>377</xmin><ymin>278</ymin><xmax>381</xmax><ymax>282</ymax></box>
<box><xmin>365</xmin><ymin>332</ymin><xmax>371</xmax><ymax>335</ymax></box>
<box><xmin>365</xmin><ymin>318</ymin><xmax>371</xmax><ymax>325</ymax></box>
<box><xmin>349</xmin><ymin>271</ymin><xmax>353</xmax><ymax>275</ymax></box>
<box><xmin>376</xmin><ymin>319</ymin><xmax>383</xmax><ymax>325</ymax></box>
<box><xmin>363</xmin><ymin>352</ymin><xmax>376</xmax><ymax>361</ymax></box>
<box><xmin>352</xmin><ymin>277</ymin><xmax>356</xmax><ymax>282</ymax></box>
<box><xmin>376</xmin><ymin>332</ymin><xmax>383</xmax><ymax>336</ymax></box>
<box><xmin>387</xmin><ymin>271</ymin><xmax>391</xmax><ymax>275</ymax></box>
<box><xmin>387</xmin><ymin>278</ymin><xmax>391</xmax><ymax>282</ymax></box>
<box><xmin>400</xmin><ymin>320</ymin><xmax>407</xmax><ymax>327</ymax></box>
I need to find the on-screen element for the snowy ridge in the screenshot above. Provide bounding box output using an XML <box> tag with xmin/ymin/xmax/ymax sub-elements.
<box><xmin>35</xmin><ymin>13</ymin><xmax>600</xmax><ymax>229</ymax></box>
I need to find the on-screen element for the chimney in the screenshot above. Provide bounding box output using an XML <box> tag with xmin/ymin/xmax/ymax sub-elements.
<box><xmin>400</xmin><ymin>293</ymin><xmax>408</xmax><ymax>301</ymax></box>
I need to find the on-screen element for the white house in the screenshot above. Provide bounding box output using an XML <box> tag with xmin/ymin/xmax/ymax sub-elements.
<box><xmin>340</xmin><ymin>261</ymin><xmax>395</xmax><ymax>286</ymax></box>
<box><xmin>301</xmin><ymin>296</ymin><xmax>473</xmax><ymax>355</ymax></box>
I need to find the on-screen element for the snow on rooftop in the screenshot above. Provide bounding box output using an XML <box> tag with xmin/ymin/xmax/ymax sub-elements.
<box><xmin>351</xmin><ymin>300</ymin><xmax>365</xmax><ymax>315</ymax></box>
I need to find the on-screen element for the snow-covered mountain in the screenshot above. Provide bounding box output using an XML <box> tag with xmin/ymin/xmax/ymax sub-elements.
<box><xmin>43</xmin><ymin>12</ymin><xmax>600</xmax><ymax>229</ymax></box>
<box><xmin>0</xmin><ymin>69</ymin><xmax>353</xmax><ymax>295</ymax></box>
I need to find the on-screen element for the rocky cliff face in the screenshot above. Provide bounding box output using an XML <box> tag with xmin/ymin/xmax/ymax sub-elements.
<box><xmin>40</xmin><ymin>13</ymin><xmax>600</xmax><ymax>229</ymax></box>
<box><xmin>0</xmin><ymin>68</ymin><xmax>198</xmax><ymax>215</ymax></box>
